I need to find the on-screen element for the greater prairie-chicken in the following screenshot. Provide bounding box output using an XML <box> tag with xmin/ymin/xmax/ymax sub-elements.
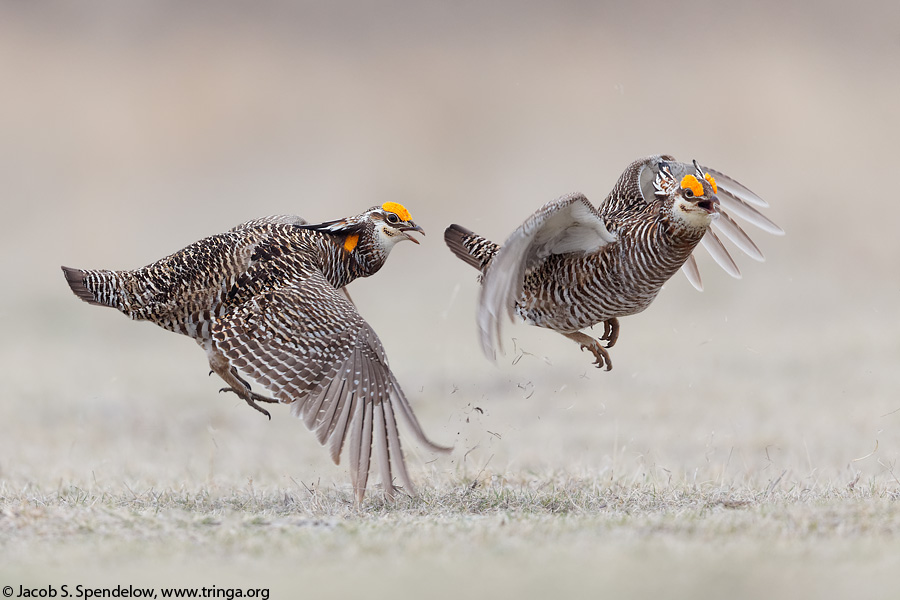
<box><xmin>445</xmin><ymin>155</ymin><xmax>783</xmax><ymax>369</ymax></box>
<box><xmin>63</xmin><ymin>203</ymin><xmax>449</xmax><ymax>502</ymax></box>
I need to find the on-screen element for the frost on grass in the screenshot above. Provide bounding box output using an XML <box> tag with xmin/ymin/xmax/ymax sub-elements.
<box><xmin>2</xmin><ymin>472</ymin><xmax>897</xmax><ymax>528</ymax></box>
<box><xmin>1</xmin><ymin>470</ymin><xmax>898</xmax><ymax>593</ymax></box>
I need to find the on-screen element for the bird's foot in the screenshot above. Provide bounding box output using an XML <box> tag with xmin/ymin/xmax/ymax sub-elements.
<box><xmin>580</xmin><ymin>341</ymin><xmax>613</xmax><ymax>371</ymax></box>
<box><xmin>208</xmin><ymin>353</ymin><xmax>279</xmax><ymax>420</ymax></box>
<box><xmin>600</xmin><ymin>318</ymin><xmax>620</xmax><ymax>349</ymax></box>
<box><xmin>564</xmin><ymin>331</ymin><xmax>613</xmax><ymax>371</ymax></box>
<box><xmin>218</xmin><ymin>387</ymin><xmax>278</xmax><ymax>420</ymax></box>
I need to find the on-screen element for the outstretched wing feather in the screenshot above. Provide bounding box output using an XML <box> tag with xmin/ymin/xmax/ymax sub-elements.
<box><xmin>372</xmin><ymin>398</ymin><xmax>394</xmax><ymax>499</ymax></box>
<box><xmin>700</xmin><ymin>229</ymin><xmax>742</xmax><ymax>279</ymax></box>
<box><xmin>717</xmin><ymin>188</ymin><xmax>784</xmax><ymax>235</ymax></box>
<box><xmin>702</xmin><ymin>167</ymin><xmax>768</xmax><ymax>207</ymax></box>
<box><xmin>684</xmin><ymin>162</ymin><xmax>781</xmax><ymax>286</ymax></box>
<box><xmin>477</xmin><ymin>193</ymin><xmax>616</xmax><ymax>360</ymax></box>
<box><xmin>712</xmin><ymin>212</ymin><xmax>765</xmax><ymax>262</ymax></box>
<box><xmin>211</xmin><ymin>267</ymin><xmax>448</xmax><ymax>500</ymax></box>
<box><xmin>681</xmin><ymin>254</ymin><xmax>703</xmax><ymax>291</ymax></box>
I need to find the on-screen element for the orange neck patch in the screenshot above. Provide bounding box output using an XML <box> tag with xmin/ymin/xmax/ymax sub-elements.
<box><xmin>381</xmin><ymin>201</ymin><xmax>412</xmax><ymax>222</ymax></box>
<box><xmin>703</xmin><ymin>172</ymin><xmax>718</xmax><ymax>194</ymax></box>
<box><xmin>343</xmin><ymin>233</ymin><xmax>360</xmax><ymax>252</ymax></box>
<box><xmin>680</xmin><ymin>174</ymin><xmax>704</xmax><ymax>197</ymax></box>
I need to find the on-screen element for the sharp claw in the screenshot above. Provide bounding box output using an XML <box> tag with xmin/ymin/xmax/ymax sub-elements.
<box><xmin>248</xmin><ymin>401</ymin><xmax>272</xmax><ymax>420</ymax></box>
<box><xmin>601</xmin><ymin>318</ymin><xmax>620</xmax><ymax>349</ymax></box>
<box><xmin>565</xmin><ymin>332</ymin><xmax>615</xmax><ymax>371</ymax></box>
<box><xmin>582</xmin><ymin>343</ymin><xmax>612</xmax><ymax>370</ymax></box>
<box><xmin>218</xmin><ymin>386</ymin><xmax>276</xmax><ymax>418</ymax></box>
<box><xmin>245</xmin><ymin>397</ymin><xmax>272</xmax><ymax>420</ymax></box>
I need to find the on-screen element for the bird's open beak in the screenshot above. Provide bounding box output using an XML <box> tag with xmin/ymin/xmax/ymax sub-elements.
<box><xmin>399</xmin><ymin>222</ymin><xmax>424</xmax><ymax>244</ymax></box>
<box><xmin>696</xmin><ymin>196</ymin><xmax>720</xmax><ymax>215</ymax></box>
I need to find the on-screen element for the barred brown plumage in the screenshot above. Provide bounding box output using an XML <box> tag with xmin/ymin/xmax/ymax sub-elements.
<box><xmin>63</xmin><ymin>204</ymin><xmax>450</xmax><ymax>502</ymax></box>
<box><xmin>445</xmin><ymin>155</ymin><xmax>784</xmax><ymax>369</ymax></box>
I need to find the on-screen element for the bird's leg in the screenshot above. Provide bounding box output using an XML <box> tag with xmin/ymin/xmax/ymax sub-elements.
<box><xmin>601</xmin><ymin>318</ymin><xmax>620</xmax><ymax>348</ymax></box>
<box><xmin>207</xmin><ymin>351</ymin><xmax>277</xmax><ymax>419</ymax></box>
<box><xmin>562</xmin><ymin>331</ymin><xmax>613</xmax><ymax>371</ymax></box>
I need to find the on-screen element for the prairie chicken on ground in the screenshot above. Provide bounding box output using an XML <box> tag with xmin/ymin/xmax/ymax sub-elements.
<box><xmin>445</xmin><ymin>155</ymin><xmax>783</xmax><ymax>369</ymax></box>
<box><xmin>63</xmin><ymin>203</ymin><xmax>449</xmax><ymax>502</ymax></box>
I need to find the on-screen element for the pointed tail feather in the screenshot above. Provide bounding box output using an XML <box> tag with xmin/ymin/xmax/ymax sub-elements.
<box><xmin>61</xmin><ymin>266</ymin><xmax>127</xmax><ymax>310</ymax></box>
<box><xmin>443</xmin><ymin>224</ymin><xmax>499</xmax><ymax>272</ymax></box>
<box><xmin>62</xmin><ymin>266</ymin><xmax>105</xmax><ymax>306</ymax></box>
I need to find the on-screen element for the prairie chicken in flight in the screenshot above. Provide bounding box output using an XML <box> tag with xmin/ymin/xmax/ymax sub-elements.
<box><xmin>63</xmin><ymin>203</ymin><xmax>449</xmax><ymax>502</ymax></box>
<box><xmin>445</xmin><ymin>155</ymin><xmax>783</xmax><ymax>369</ymax></box>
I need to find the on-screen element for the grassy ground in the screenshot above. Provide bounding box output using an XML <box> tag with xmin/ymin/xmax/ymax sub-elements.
<box><xmin>2</xmin><ymin>311</ymin><xmax>899</xmax><ymax>600</ymax></box>
<box><xmin>3</xmin><ymin>477</ymin><xmax>899</xmax><ymax>599</ymax></box>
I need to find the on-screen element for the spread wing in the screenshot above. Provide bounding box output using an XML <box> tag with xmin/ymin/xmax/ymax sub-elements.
<box><xmin>477</xmin><ymin>193</ymin><xmax>617</xmax><ymax>360</ymax></box>
<box><xmin>211</xmin><ymin>266</ymin><xmax>448</xmax><ymax>502</ymax></box>
<box><xmin>684</xmin><ymin>166</ymin><xmax>785</xmax><ymax>290</ymax></box>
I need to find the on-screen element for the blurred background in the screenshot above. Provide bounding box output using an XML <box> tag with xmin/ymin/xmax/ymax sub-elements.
<box><xmin>1</xmin><ymin>0</ymin><xmax>899</xmax><ymax>495</ymax></box>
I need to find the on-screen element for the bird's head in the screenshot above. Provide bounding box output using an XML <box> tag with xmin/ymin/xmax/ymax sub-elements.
<box><xmin>653</xmin><ymin>159</ymin><xmax>720</xmax><ymax>229</ymax></box>
<box><xmin>365</xmin><ymin>202</ymin><xmax>425</xmax><ymax>251</ymax></box>
<box><xmin>297</xmin><ymin>202</ymin><xmax>423</xmax><ymax>256</ymax></box>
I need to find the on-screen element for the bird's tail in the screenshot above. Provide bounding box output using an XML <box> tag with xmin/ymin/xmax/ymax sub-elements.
<box><xmin>62</xmin><ymin>266</ymin><xmax>131</xmax><ymax>311</ymax></box>
<box><xmin>443</xmin><ymin>224</ymin><xmax>500</xmax><ymax>273</ymax></box>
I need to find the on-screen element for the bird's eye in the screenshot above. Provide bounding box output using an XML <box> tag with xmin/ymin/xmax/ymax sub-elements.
<box><xmin>683</xmin><ymin>188</ymin><xmax>694</xmax><ymax>198</ymax></box>
<box><xmin>386</xmin><ymin>213</ymin><xmax>400</xmax><ymax>224</ymax></box>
